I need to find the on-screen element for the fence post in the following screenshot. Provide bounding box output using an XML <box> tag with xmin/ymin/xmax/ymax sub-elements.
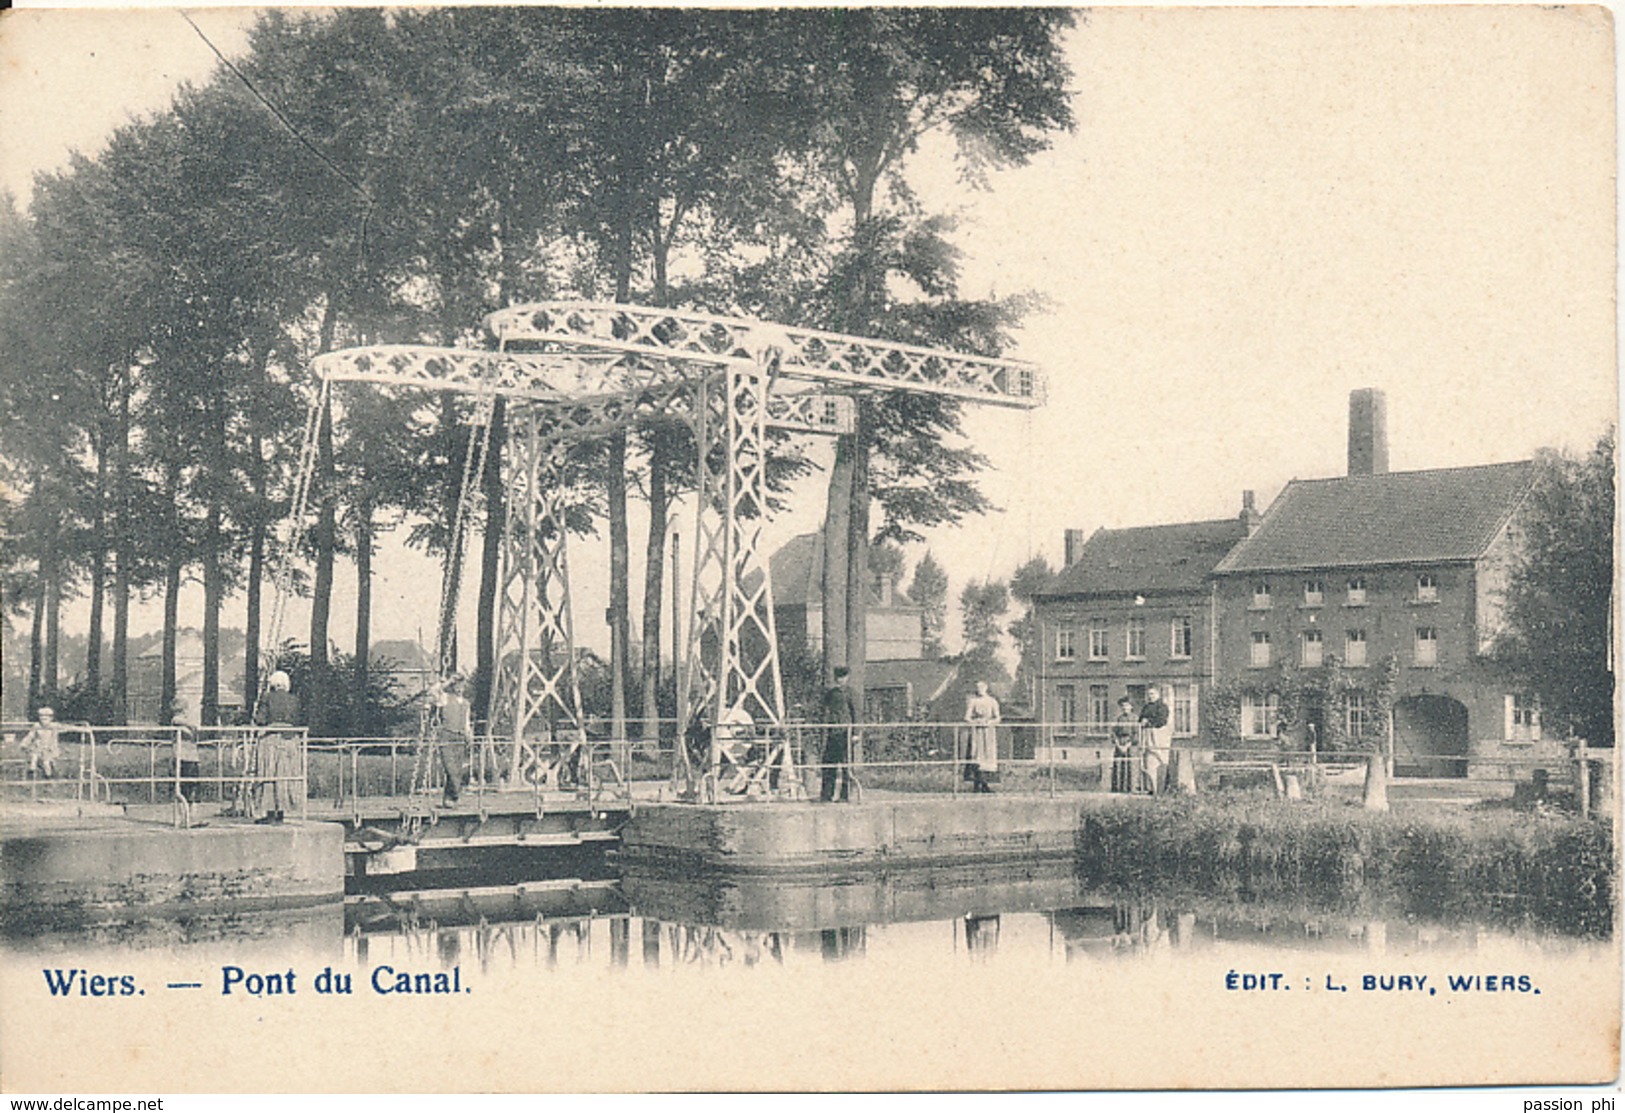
<box><xmin>1576</xmin><ymin>739</ymin><xmax>1591</xmax><ymax>820</ymax></box>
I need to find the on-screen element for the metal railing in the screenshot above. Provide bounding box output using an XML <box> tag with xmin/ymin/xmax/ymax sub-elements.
<box><xmin>1</xmin><ymin>722</ymin><xmax>309</xmax><ymax>824</ymax></box>
<box><xmin>304</xmin><ymin>732</ymin><xmax>637</xmax><ymax>821</ymax></box>
<box><xmin>8</xmin><ymin>716</ymin><xmax>1599</xmax><ymax>818</ymax></box>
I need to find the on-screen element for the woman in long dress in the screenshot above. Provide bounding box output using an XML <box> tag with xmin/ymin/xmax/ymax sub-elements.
<box><xmin>253</xmin><ymin>671</ymin><xmax>304</xmax><ymax>824</ymax></box>
<box><xmin>963</xmin><ymin>682</ymin><xmax>1001</xmax><ymax>793</ymax></box>
<box><xmin>1110</xmin><ymin>696</ymin><xmax>1139</xmax><ymax>794</ymax></box>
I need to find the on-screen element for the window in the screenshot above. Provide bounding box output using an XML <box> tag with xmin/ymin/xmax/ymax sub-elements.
<box><xmin>1345</xmin><ymin>691</ymin><xmax>1370</xmax><ymax>738</ymax></box>
<box><xmin>1346</xmin><ymin>577</ymin><xmax>1367</xmax><ymax>606</ymax></box>
<box><xmin>1243</xmin><ymin>692</ymin><xmax>1280</xmax><ymax>738</ymax></box>
<box><xmin>1088</xmin><ymin>619</ymin><xmax>1109</xmax><ymax>661</ymax></box>
<box><xmin>1303</xmin><ymin>580</ymin><xmax>1325</xmax><ymax>606</ymax></box>
<box><xmin>1089</xmin><ymin>685</ymin><xmax>1110</xmax><ymax>730</ymax></box>
<box><xmin>1056</xmin><ymin>685</ymin><xmax>1077</xmax><ymax>731</ymax></box>
<box><xmin>1056</xmin><ymin>628</ymin><xmax>1076</xmax><ymax>661</ymax></box>
<box><xmin>1414</xmin><ymin>626</ymin><xmax>1438</xmax><ymax>666</ymax></box>
<box><xmin>1345</xmin><ymin>629</ymin><xmax>1368</xmax><ymax>667</ymax></box>
<box><xmin>1250</xmin><ymin>631</ymin><xmax>1272</xmax><ymax>667</ymax></box>
<box><xmin>1170</xmin><ymin>615</ymin><xmax>1193</xmax><ymax>659</ymax></box>
<box><xmin>1125</xmin><ymin>617</ymin><xmax>1146</xmax><ymax>660</ymax></box>
<box><xmin>1301</xmin><ymin>629</ymin><xmax>1324</xmax><ymax>667</ymax></box>
<box><xmin>1252</xmin><ymin>582</ymin><xmax>1272</xmax><ymax>609</ymax></box>
<box><xmin>1507</xmin><ymin>694</ymin><xmax>1542</xmax><ymax>742</ymax></box>
<box><xmin>1416</xmin><ymin>573</ymin><xmax>1439</xmax><ymax>602</ymax></box>
<box><xmin>1171</xmin><ymin>683</ymin><xmax>1197</xmax><ymax>736</ymax></box>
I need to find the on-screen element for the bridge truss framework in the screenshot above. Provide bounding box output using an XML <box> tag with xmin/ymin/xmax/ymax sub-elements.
<box><xmin>283</xmin><ymin>302</ymin><xmax>1041</xmax><ymax>801</ymax></box>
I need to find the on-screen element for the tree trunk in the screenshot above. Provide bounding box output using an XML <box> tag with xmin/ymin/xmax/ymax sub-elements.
<box><xmin>28</xmin><ymin>577</ymin><xmax>43</xmax><ymax>713</ymax></box>
<box><xmin>821</xmin><ymin>436</ymin><xmax>856</xmax><ymax>682</ymax></box>
<box><xmin>202</xmin><ymin>357</ymin><xmax>231</xmax><ymax>727</ymax></box>
<box><xmin>42</xmin><ymin>539</ymin><xmax>60</xmax><ymax>709</ymax></box>
<box><xmin>161</xmin><ymin>542</ymin><xmax>181</xmax><ymax>725</ymax></box>
<box><xmin>844</xmin><ymin>403</ymin><xmax>873</xmax><ymax>712</ymax></box>
<box><xmin>354</xmin><ymin>498</ymin><xmax>373</xmax><ymax>736</ymax></box>
<box><xmin>86</xmin><ymin>433</ymin><xmax>107</xmax><ymax>712</ymax></box>
<box><xmin>110</xmin><ymin>368</ymin><xmax>131</xmax><ymax>725</ymax></box>
<box><xmin>309</xmin><ymin>391</ymin><xmax>336</xmax><ymax>737</ymax></box>
<box><xmin>202</xmin><ymin>497</ymin><xmax>222</xmax><ymax>726</ymax></box>
<box><xmin>308</xmin><ymin>300</ymin><xmax>340</xmax><ymax>736</ymax></box>
<box><xmin>473</xmin><ymin>398</ymin><xmax>505</xmax><ymax>733</ymax></box>
<box><xmin>245</xmin><ymin>424</ymin><xmax>265</xmax><ymax>723</ymax></box>
<box><xmin>640</xmin><ymin>434</ymin><xmax>669</xmax><ymax>743</ymax></box>
<box><xmin>437</xmin><ymin>393</ymin><xmax>461</xmax><ymax>676</ymax></box>
<box><xmin>608</xmin><ymin>429</ymin><xmax>630</xmax><ymax>738</ymax></box>
<box><xmin>243</xmin><ymin>342</ymin><xmax>274</xmax><ymax>723</ymax></box>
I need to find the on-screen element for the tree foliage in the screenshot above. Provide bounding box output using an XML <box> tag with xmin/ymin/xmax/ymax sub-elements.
<box><xmin>0</xmin><ymin>9</ymin><xmax>1077</xmax><ymax>735</ymax></box>
<box><xmin>907</xmin><ymin>550</ymin><xmax>949</xmax><ymax>659</ymax></box>
<box><xmin>1497</xmin><ymin>429</ymin><xmax>1616</xmax><ymax>747</ymax></box>
<box><xmin>958</xmin><ymin>579</ymin><xmax>1010</xmax><ymax>688</ymax></box>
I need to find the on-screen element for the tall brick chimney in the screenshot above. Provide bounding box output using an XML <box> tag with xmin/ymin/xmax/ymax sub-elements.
<box><xmin>1063</xmin><ymin>528</ymin><xmax>1086</xmax><ymax>567</ymax></box>
<box><xmin>1348</xmin><ymin>388</ymin><xmax>1389</xmax><ymax>476</ymax></box>
<box><xmin>1240</xmin><ymin>490</ymin><xmax>1261</xmax><ymax>536</ymax></box>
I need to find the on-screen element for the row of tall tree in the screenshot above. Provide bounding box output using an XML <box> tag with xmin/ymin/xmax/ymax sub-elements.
<box><xmin>0</xmin><ymin>9</ymin><xmax>1076</xmax><ymax>731</ymax></box>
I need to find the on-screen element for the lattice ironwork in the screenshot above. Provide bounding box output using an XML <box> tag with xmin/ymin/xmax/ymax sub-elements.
<box><xmin>766</xmin><ymin>392</ymin><xmax>855</xmax><ymax>435</ymax></box>
<box><xmin>283</xmin><ymin>301</ymin><xmax>1043</xmax><ymax>805</ymax></box>
<box><xmin>314</xmin><ymin>343</ymin><xmax>851</xmax><ymax>434</ymax></box>
<box><xmin>485</xmin><ymin>301</ymin><xmax>1043</xmax><ymax>408</ymax></box>
<box><xmin>312</xmin><ymin>345</ymin><xmax>688</xmax><ymax>402</ymax></box>
<box><xmin>674</xmin><ymin>366</ymin><xmax>795</xmax><ymax>799</ymax></box>
<box><xmin>489</xmin><ymin>406</ymin><xmax>587</xmax><ymax>786</ymax></box>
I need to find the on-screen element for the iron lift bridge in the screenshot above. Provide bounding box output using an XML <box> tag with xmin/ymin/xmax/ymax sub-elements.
<box><xmin>280</xmin><ymin>302</ymin><xmax>1043</xmax><ymax>801</ymax></box>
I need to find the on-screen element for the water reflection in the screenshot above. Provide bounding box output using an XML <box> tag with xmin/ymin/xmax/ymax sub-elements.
<box><xmin>1</xmin><ymin>861</ymin><xmax>1606</xmax><ymax>977</ymax></box>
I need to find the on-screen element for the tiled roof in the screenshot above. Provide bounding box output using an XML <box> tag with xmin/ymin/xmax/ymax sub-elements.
<box><xmin>1040</xmin><ymin>518</ymin><xmax>1249</xmax><ymax>598</ymax></box>
<box><xmin>767</xmin><ymin>532</ymin><xmax>918</xmax><ymax>609</ymax></box>
<box><xmin>768</xmin><ymin>532</ymin><xmax>821</xmax><ymax>608</ymax></box>
<box><xmin>864</xmin><ymin>657</ymin><xmax>959</xmax><ymax>703</ymax></box>
<box><xmin>1213</xmin><ymin>461</ymin><xmax>1534</xmax><ymax>574</ymax></box>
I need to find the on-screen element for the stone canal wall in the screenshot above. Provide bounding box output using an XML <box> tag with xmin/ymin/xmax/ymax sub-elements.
<box><xmin>1</xmin><ymin>816</ymin><xmax>345</xmax><ymax>932</ymax></box>
<box><xmin>620</xmin><ymin>796</ymin><xmax>1092</xmax><ymax>874</ymax></box>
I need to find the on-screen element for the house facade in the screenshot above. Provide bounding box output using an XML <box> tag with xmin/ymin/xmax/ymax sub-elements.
<box><xmin>1035</xmin><ymin>389</ymin><xmax>1561</xmax><ymax>779</ymax></box>
<box><xmin>768</xmin><ymin>532</ymin><xmax>926</xmax><ymax>663</ymax></box>
<box><xmin>1030</xmin><ymin>513</ymin><xmax>1250</xmax><ymax>765</ymax></box>
<box><xmin>1211</xmin><ymin>402</ymin><xmax>1551</xmax><ymax>777</ymax></box>
<box><xmin>129</xmin><ymin>629</ymin><xmax>248</xmax><ymax>724</ymax></box>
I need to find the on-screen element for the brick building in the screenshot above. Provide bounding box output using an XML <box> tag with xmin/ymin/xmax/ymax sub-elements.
<box><xmin>1034</xmin><ymin>389</ymin><xmax>1560</xmax><ymax>778</ymax></box>
<box><xmin>1212</xmin><ymin>391</ymin><xmax>1551</xmax><ymax>777</ymax></box>
<box><xmin>768</xmin><ymin>532</ymin><xmax>926</xmax><ymax>663</ymax></box>
<box><xmin>1030</xmin><ymin>513</ymin><xmax>1249</xmax><ymax>764</ymax></box>
<box><xmin>768</xmin><ymin>532</ymin><xmax>959</xmax><ymax>720</ymax></box>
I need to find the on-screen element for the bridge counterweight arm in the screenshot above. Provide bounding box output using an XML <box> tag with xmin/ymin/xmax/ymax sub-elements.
<box><xmin>484</xmin><ymin>301</ymin><xmax>1044</xmax><ymax>409</ymax></box>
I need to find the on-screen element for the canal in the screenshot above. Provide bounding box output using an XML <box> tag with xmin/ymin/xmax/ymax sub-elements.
<box><xmin>0</xmin><ymin>851</ymin><xmax>1615</xmax><ymax>1092</ymax></box>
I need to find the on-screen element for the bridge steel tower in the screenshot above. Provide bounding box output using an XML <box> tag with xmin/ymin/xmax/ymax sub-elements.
<box><xmin>292</xmin><ymin>301</ymin><xmax>1042</xmax><ymax>800</ymax></box>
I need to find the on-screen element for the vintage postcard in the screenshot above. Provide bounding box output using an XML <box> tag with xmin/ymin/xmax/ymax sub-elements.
<box><xmin>0</xmin><ymin>3</ymin><xmax>1617</xmax><ymax>1097</ymax></box>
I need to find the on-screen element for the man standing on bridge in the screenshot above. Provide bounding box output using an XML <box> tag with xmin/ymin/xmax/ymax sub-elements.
<box><xmin>820</xmin><ymin>667</ymin><xmax>856</xmax><ymax>803</ymax></box>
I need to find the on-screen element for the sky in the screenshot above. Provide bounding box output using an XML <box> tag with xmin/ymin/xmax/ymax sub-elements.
<box><xmin>0</xmin><ymin>4</ymin><xmax>1617</xmax><ymax>661</ymax></box>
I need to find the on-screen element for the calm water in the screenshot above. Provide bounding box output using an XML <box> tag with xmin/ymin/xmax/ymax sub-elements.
<box><xmin>2</xmin><ymin>859</ymin><xmax>1606</xmax><ymax>965</ymax></box>
<box><xmin>2</xmin><ymin>861</ymin><xmax>1616</xmax><ymax>1091</ymax></box>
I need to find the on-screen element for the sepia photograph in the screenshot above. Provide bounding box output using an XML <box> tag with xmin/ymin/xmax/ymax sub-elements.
<box><xmin>0</xmin><ymin>3</ymin><xmax>1617</xmax><ymax>1096</ymax></box>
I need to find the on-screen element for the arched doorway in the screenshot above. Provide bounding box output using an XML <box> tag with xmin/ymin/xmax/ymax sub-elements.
<box><xmin>1393</xmin><ymin>695</ymin><xmax>1469</xmax><ymax>778</ymax></box>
